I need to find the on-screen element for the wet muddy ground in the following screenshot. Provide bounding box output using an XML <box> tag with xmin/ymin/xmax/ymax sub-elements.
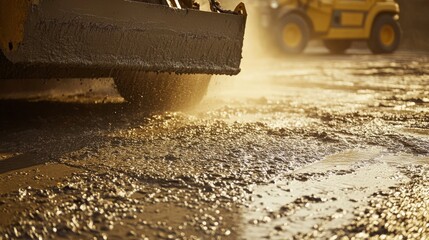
<box><xmin>0</xmin><ymin>51</ymin><xmax>428</xmax><ymax>239</ymax></box>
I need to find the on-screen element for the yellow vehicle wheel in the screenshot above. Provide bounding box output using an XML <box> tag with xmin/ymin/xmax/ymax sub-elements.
<box><xmin>114</xmin><ymin>72</ymin><xmax>211</xmax><ymax>110</ymax></box>
<box><xmin>276</xmin><ymin>14</ymin><xmax>310</xmax><ymax>54</ymax></box>
<box><xmin>323</xmin><ymin>40</ymin><xmax>352</xmax><ymax>54</ymax></box>
<box><xmin>368</xmin><ymin>14</ymin><xmax>402</xmax><ymax>54</ymax></box>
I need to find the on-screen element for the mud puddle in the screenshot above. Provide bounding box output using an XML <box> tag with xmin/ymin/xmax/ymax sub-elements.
<box><xmin>0</xmin><ymin>162</ymin><xmax>83</xmax><ymax>227</ymax></box>
<box><xmin>1</xmin><ymin>52</ymin><xmax>428</xmax><ymax>239</ymax></box>
<box><xmin>241</xmin><ymin>148</ymin><xmax>428</xmax><ymax>239</ymax></box>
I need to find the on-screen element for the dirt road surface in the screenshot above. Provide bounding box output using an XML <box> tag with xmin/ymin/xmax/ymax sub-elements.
<box><xmin>0</xmin><ymin>51</ymin><xmax>428</xmax><ymax>239</ymax></box>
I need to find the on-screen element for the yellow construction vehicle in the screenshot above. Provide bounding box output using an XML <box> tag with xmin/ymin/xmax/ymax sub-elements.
<box><xmin>0</xmin><ymin>0</ymin><xmax>247</xmax><ymax>109</ymax></box>
<box><xmin>255</xmin><ymin>0</ymin><xmax>401</xmax><ymax>54</ymax></box>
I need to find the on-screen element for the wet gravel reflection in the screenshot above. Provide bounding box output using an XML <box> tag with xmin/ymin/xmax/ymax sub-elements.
<box><xmin>0</xmin><ymin>52</ymin><xmax>428</xmax><ymax>239</ymax></box>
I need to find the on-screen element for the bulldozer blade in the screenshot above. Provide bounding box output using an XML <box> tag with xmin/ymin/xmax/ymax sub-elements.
<box><xmin>0</xmin><ymin>0</ymin><xmax>246</xmax><ymax>79</ymax></box>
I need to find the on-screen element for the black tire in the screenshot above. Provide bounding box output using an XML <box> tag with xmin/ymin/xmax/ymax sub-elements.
<box><xmin>323</xmin><ymin>40</ymin><xmax>352</xmax><ymax>54</ymax></box>
<box><xmin>114</xmin><ymin>71</ymin><xmax>211</xmax><ymax>110</ymax></box>
<box><xmin>276</xmin><ymin>14</ymin><xmax>310</xmax><ymax>54</ymax></box>
<box><xmin>368</xmin><ymin>14</ymin><xmax>401</xmax><ymax>54</ymax></box>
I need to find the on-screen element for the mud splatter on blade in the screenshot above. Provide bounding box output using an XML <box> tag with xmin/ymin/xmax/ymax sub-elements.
<box><xmin>0</xmin><ymin>0</ymin><xmax>246</xmax><ymax>79</ymax></box>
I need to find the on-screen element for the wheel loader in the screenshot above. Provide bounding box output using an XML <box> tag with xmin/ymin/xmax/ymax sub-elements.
<box><xmin>255</xmin><ymin>0</ymin><xmax>401</xmax><ymax>54</ymax></box>
<box><xmin>0</xmin><ymin>0</ymin><xmax>247</xmax><ymax>109</ymax></box>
